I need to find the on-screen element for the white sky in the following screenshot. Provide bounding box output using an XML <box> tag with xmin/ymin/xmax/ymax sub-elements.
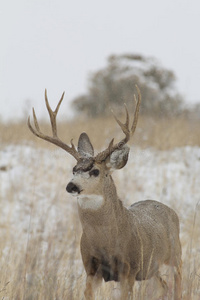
<box><xmin>1</xmin><ymin>0</ymin><xmax>200</xmax><ymax>121</ymax></box>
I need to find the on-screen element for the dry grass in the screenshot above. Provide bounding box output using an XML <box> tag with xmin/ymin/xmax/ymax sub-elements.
<box><xmin>0</xmin><ymin>114</ymin><xmax>199</xmax><ymax>150</ymax></box>
<box><xmin>0</xmin><ymin>200</ymin><xmax>199</xmax><ymax>300</ymax></box>
<box><xmin>0</xmin><ymin>114</ymin><xmax>200</xmax><ymax>299</ymax></box>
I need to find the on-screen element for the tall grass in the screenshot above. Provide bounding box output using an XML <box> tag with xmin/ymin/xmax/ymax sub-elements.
<box><xmin>0</xmin><ymin>115</ymin><xmax>200</xmax><ymax>150</ymax></box>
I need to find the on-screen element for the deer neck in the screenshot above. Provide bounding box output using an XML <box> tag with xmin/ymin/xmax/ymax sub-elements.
<box><xmin>77</xmin><ymin>175</ymin><xmax>126</xmax><ymax>228</ymax></box>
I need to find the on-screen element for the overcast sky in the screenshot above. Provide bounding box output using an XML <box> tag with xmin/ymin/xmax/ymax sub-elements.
<box><xmin>1</xmin><ymin>0</ymin><xmax>200</xmax><ymax>121</ymax></box>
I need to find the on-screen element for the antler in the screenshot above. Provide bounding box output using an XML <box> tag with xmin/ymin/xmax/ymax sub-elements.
<box><xmin>95</xmin><ymin>85</ymin><xmax>141</xmax><ymax>163</ymax></box>
<box><xmin>28</xmin><ymin>89</ymin><xmax>80</xmax><ymax>161</ymax></box>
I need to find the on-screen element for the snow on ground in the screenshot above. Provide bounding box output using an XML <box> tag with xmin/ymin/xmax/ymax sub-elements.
<box><xmin>115</xmin><ymin>146</ymin><xmax>200</xmax><ymax>210</ymax></box>
<box><xmin>0</xmin><ymin>144</ymin><xmax>200</xmax><ymax>252</ymax></box>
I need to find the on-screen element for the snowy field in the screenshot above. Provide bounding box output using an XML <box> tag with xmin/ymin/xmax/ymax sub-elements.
<box><xmin>0</xmin><ymin>144</ymin><xmax>200</xmax><ymax>299</ymax></box>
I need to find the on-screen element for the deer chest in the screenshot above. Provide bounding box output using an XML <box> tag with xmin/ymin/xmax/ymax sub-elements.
<box><xmin>90</xmin><ymin>255</ymin><xmax>129</xmax><ymax>282</ymax></box>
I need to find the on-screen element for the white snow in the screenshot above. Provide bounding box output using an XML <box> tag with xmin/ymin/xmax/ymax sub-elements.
<box><xmin>0</xmin><ymin>144</ymin><xmax>200</xmax><ymax>254</ymax></box>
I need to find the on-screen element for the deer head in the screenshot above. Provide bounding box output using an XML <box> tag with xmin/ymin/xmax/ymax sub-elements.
<box><xmin>28</xmin><ymin>86</ymin><xmax>141</xmax><ymax>202</ymax></box>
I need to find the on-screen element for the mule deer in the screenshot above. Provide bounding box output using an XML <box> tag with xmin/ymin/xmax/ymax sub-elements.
<box><xmin>28</xmin><ymin>87</ymin><xmax>182</xmax><ymax>300</ymax></box>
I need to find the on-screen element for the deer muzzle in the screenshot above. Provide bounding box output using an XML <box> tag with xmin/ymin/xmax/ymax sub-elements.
<box><xmin>66</xmin><ymin>182</ymin><xmax>82</xmax><ymax>194</ymax></box>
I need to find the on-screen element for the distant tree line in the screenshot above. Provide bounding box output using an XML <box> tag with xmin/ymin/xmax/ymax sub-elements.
<box><xmin>71</xmin><ymin>54</ymin><xmax>184</xmax><ymax>118</ymax></box>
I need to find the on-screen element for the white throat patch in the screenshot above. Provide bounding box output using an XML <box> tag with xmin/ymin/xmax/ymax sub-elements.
<box><xmin>77</xmin><ymin>194</ymin><xmax>104</xmax><ymax>210</ymax></box>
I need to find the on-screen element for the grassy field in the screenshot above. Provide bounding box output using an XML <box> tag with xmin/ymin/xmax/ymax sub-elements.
<box><xmin>0</xmin><ymin>114</ymin><xmax>200</xmax><ymax>299</ymax></box>
<box><xmin>0</xmin><ymin>114</ymin><xmax>200</xmax><ymax>150</ymax></box>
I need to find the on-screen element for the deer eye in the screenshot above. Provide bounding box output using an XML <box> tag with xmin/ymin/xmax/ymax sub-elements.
<box><xmin>89</xmin><ymin>169</ymin><xmax>99</xmax><ymax>177</ymax></box>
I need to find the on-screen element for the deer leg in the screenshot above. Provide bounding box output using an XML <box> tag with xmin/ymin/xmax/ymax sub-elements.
<box><xmin>155</xmin><ymin>271</ymin><xmax>168</xmax><ymax>299</ymax></box>
<box><xmin>84</xmin><ymin>274</ymin><xmax>102</xmax><ymax>300</ymax></box>
<box><xmin>120</xmin><ymin>276</ymin><xmax>135</xmax><ymax>300</ymax></box>
<box><xmin>84</xmin><ymin>275</ymin><xmax>95</xmax><ymax>300</ymax></box>
<box><xmin>174</xmin><ymin>261</ymin><xmax>182</xmax><ymax>300</ymax></box>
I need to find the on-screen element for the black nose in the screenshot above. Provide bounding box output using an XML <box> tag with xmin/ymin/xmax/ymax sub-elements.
<box><xmin>66</xmin><ymin>182</ymin><xmax>80</xmax><ymax>194</ymax></box>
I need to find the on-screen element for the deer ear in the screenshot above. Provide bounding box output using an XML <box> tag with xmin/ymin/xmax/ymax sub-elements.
<box><xmin>106</xmin><ymin>145</ymin><xmax>130</xmax><ymax>170</ymax></box>
<box><xmin>78</xmin><ymin>132</ymin><xmax>94</xmax><ymax>157</ymax></box>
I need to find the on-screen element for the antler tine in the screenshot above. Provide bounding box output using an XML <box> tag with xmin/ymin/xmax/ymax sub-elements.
<box><xmin>112</xmin><ymin>103</ymin><xmax>130</xmax><ymax>139</ymax></box>
<box><xmin>28</xmin><ymin>90</ymin><xmax>80</xmax><ymax>161</ymax></box>
<box><xmin>32</xmin><ymin>107</ymin><xmax>40</xmax><ymax>132</ymax></box>
<box><xmin>28</xmin><ymin>108</ymin><xmax>43</xmax><ymax>137</ymax></box>
<box><xmin>95</xmin><ymin>86</ymin><xmax>141</xmax><ymax>163</ymax></box>
<box><xmin>45</xmin><ymin>89</ymin><xmax>65</xmax><ymax>138</ymax></box>
<box><xmin>131</xmin><ymin>85</ymin><xmax>141</xmax><ymax>136</ymax></box>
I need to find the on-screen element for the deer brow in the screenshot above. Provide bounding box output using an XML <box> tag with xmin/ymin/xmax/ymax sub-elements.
<box><xmin>73</xmin><ymin>163</ymin><xmax>94</xmax><ymax>173</ymax></box>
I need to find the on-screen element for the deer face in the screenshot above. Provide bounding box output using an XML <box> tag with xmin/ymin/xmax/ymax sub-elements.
<box><xmin>66</xmin><ymin>133</ymin><xmax>105</xmax><ymax>198</ymax></box>
<box><xmin>66</xmin><ymin>133</ymin><xmax>130</xmax><ymax>210</ymax></box>
<box><xmin>66</xmin><ymin>158</ymin><xmax>103</xmax><ymax>197</ymax></box>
